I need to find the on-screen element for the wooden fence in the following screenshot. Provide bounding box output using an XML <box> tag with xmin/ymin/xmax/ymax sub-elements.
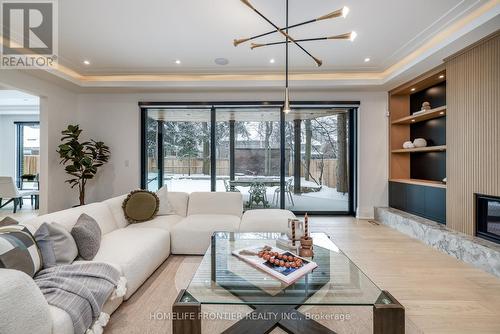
<box><xmin>149</xmin><ymin>157</ymin><xmax>338</xmax><ymax>188</ymax></box>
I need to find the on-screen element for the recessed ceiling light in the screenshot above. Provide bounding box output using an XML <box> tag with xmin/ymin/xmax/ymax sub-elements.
<box><xmin>439</xmin><ymin>75</ymin><xmax>445</xmax><ymax>79</ymax></box>
<box><xmin>364</xmin><ymin>57</ymin><xmax>370</xmax><ymax>62</ymax></box>
<box><xmin>214</xmin><ymin>58</ymin><xmax>229</xmax><ymax>65</ymax></box>
<box><xmin>175</xmin><ymin>60</ymin><xmax>181</xmax><ymax>64</ymax></box>
<box><xmin>269</xmin><ymin>58</ymin><xmax>275</xmax><ymax>64</ymax></box>
<box><xmin>411</xmin><ymin>119</ymin><xmax>415</xmax><ymax>122</ymax></box>
<box><xmin>411</xmin><ymin>88</ymin><xmax>416</xmax><ymax>92</ymax></box>
<box><xmin>83</xmin><ymin>60</ymin><xmax>90</xmax><ymax>65</ymax></box>
<box><xmin>439</xmin><ymin>111</ymin><xmax>445</xmax><ymax>115</ymax></box>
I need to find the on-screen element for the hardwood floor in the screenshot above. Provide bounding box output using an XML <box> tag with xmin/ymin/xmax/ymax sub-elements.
<box><xmin>107</xmin><ymin>216</ymin><xmax>500</xmax><ymax>334</ymax></box>
<box><xmin>0</xmin><ymin>199</ymin><xmax>38</xmax><ymax>222</ymax></box>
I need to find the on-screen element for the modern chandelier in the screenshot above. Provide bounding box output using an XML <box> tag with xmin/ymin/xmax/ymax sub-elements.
<box><xmin>234</xmin><ymin>0</ymin><xmax>356</xmax><ymax>113</ymax></box>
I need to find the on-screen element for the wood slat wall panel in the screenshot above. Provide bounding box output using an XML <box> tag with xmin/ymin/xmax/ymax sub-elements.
<box><xmin>445</xmin><ymin>32</ymin><xmax>500</xmax><ymax>235</ymax></box>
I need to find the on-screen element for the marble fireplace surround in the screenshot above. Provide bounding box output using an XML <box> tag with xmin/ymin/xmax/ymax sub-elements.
<box><xmin>375</xmin><ymin>207</ymin><xmax>500</xmax><ymax>278</ymax></box>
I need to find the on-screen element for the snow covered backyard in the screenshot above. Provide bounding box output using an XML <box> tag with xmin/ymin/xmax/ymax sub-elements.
<box><xmin>154</xmin><ymin>175</ymin><xmax>349</xmax><ymax>212</ymax></box>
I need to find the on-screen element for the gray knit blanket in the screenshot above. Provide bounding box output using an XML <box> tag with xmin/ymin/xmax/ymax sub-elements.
<box><xmin>35</xmin><ymin>262</ymin><xmax>121</xmax><ymax>334</ymax></box>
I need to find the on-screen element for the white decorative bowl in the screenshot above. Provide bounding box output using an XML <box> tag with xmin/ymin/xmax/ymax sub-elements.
<box><xmin>403</xmin><ymin>141</ymin><xmax>414</xmax><ymax>149</ymax></box>
<box><xmin>413</xmin><ymin>138</ymin><xmax>427</xmax><ymax>148</ymax></box>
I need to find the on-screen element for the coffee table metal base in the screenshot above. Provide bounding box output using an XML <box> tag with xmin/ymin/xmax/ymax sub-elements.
<box><xmin>172</xmin><ymin>289</ymin><xmax>404</xmax><ymax>334</ymax></box>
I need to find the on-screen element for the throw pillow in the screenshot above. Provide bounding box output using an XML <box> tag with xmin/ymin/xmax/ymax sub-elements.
<box><xmin>71</xmin><ymin>214</ymin><xmax>101</xmax><ymax>260</ymax></box>
<box><xmin>34</xmin><ymin>223</ymin><xmax>57</xmax><ymax>268</ymax></box>
<box><xmin>157</xmin><ymin>185</ymin><xmax>175</xmax><ymax>215</ymax></box>
<box><xmin>0</xmin><ymin>225</ymin><xmax>42</xmax><ymax>277</ymax></box>
<box><xmin>43</xmin><ymin>222</ymin><xmax>79</xmax><ymax>265</ymax></box>
<box><xmin>0</xmin><ymin>216</ymin><xmax>19</xmax><ymax>227</ymax></box>
<box><xmin>122</xmin><ymin>189</ymin><xmax>159</xmax><ymax>223</ymax></box>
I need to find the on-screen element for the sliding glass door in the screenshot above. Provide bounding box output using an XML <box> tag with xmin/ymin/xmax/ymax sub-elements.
<box><xmin>143</xmin><ymin>108</ymin><xmax>211</xmax><ymax>192</ymax></box>
<box><xmin>215</xmin><ymin>108</ymin><xmax>282</xmax><ymax>208</ymax></box>
<box><xmin>141</xmin><ymin>103</ymin><xmax>357</xmax><ymax>215</ymax></box>
<box><xmin>284</xmin><ymin>109</ymin><xmax>351</xmax><ymax>213</ymax></box>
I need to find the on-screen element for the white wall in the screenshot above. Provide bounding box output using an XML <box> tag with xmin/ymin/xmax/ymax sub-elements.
<box><xmin>0</xmin><ymin>114</ymin><xmax>39</xmax><ymax>178</ymax></box>
<box><xmin>77</xmin><ymin>90</ymin><xmax>388</xmax><ymax>218</ymax></box>
<box><xmin>0</xmin><ymin>68</ymin><xmax>389</xmax><ymax>217</ymax></box>
<box><xmin>0</xmin><ymin>70</ymin><xmax>78</xmax><ymax>213</ymax></box>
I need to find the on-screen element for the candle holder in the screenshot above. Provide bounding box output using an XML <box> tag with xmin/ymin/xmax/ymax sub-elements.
<box><xmin>286</xmin><ymin>218</ymin><xmax>304</xmax><ymax>246</ymax></box>
<box><xmin>299</xmin><ymin>236</ymin><xmax>314</xmax><ymax>257</ymax></box>
<box><xmin>299</xmin><ymin>213</ymin><xmax>314</xmax><ymax>257</ymax></box>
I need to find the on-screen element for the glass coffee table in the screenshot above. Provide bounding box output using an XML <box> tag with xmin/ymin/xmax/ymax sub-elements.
<box><xmin>173</xmin><ymin>232</ymin><xmax>404</xmax><ymax>334</ymax></box>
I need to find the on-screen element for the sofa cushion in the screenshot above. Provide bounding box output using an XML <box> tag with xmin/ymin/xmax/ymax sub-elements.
<box><xmin>33</xmin><ymin>223</ymin><xmax>57</xmax><ymax>268</ymax></box>
<box><xmin>40</xmin><ymin>222</ymin><xmax>78</xmax><ymax>266</ymax></box>
<box><xmin>157</xmin><ymin>186</ymin><xmax>175</xmax><ymax>215</ymax></box>
<box><xmin>170</xmin><ymin>214</ymin><xmax>241</xmax><ymax>255</ymax></box>
<box><xmin>0</xmin><ymin>217</ymin><xmax>18</xmax><ymax>227</ymax></box>
<box><xmin>0</xmin><ymin>225</ymin><xmax>41</xmax><ymax>277</ymax></box>
<box><xmin>0</xmin><ymin>269</ymin><xmax>52</xmax><ymax>334</ymax></box>
<box><xmin>25</xmin><ymin>202</ymin><xmax>119</xmax><ymax>235</ymax></box>
<box><xmin>167</xmin><ymin>192</ymin><xmax>189</xmax><ymax>217</ymax></box>
<box><xmin>92</xmin><ymin>228</ymin><xmax>170</xmax><ymax>299</ymax></box>
<box><xmin>71</xmin><ymin>214</ymin><xmax>102</xmax><ymax>260</ymax></box>
<box><xmin>122</xmin><ymin>190</ymin><xmax>159</xmax><ymax>223</ymax></box>
<box><xmin>126</xmin><ymin>215</ymin><xmax>183</xmax><ymax>231</ymax></box>
<box><xmin>103</xmin><ymin>194</ymin><xmax>128</xmax><ymax>228</ymax></box>
<box><xmin>49</xmin><ymin>306</ymin><xmax>74</xmax><ymax>334</ymax></box>
<box><xmin>240</xmin><ymin>209</ymin><xmax>295</xmax><ymax>233</ymax></box>
<box><xmin>187</xmin><ymin>192</ymin><xmax>243</xmax><ymax>217</ymax></box>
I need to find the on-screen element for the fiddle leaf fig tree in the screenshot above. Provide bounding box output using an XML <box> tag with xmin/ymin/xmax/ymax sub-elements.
<box><xmin>57</xmin><ymin>125</ymin><xmax>110</xmax><ymax>206</ymax></box>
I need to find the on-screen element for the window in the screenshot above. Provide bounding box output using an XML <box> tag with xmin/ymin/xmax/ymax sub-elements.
<box><xmin>141</xmin><ymin>102</ymin><xmax>357</xmax><ymax>215</ymax></box>
<box><xmin>16</xmin><ymin>122</ymin><xmax>40</xmax><ymax>190</ymax></box>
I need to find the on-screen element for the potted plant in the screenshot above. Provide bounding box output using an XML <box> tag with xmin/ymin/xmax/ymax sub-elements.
<box><xmin>57</xmin><ymin>125</ymin><xmax>110</xmax><ymax>206</ymax></box>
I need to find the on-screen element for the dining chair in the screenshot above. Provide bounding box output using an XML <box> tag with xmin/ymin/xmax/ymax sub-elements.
<box><xmin>224</xmin><ymin>179</ymin><xmax>240</xmax><ymax>193</ymax></box>
<box><xmin>0</xmin><ymin>176</ymin><xmax>39</xmax><ymax>213</ymax></box>
<box><xmin>273</xmin><ymin>178</ymin><xmax>295</xmax><ymax>206</ymax></box>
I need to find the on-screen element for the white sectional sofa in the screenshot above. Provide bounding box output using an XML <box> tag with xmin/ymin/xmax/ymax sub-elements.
<box><xmin>0</xmin><ymin>191</ymin><xmax>294</xmax><ymax>334</ymax></box>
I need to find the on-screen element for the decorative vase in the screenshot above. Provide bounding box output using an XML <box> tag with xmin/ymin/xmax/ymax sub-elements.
<box><xmin>421</xmin><ymin>101</ymin><xmax>431</xmax><ymax>111</ymax></box>
<box><xmin>403</xmin><ymin>141</ymin><xmax>415</xmax><ymax>149</ymax></box>
<box><xmin>413</xmin><ymin>138</ymin><xmax>427</xmax><ymax>148</ymax></box>
<box><xmin>299</xmin><ymin>236</ymin><xmax>314</xmax><ymax>257</ymax></box>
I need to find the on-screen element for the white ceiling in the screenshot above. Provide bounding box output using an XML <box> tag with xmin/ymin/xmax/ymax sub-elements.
<box><xmin>0</xmin><ymin>90</ymin><xmax>39</xmax><ymax>115</ymax></box>
<box><xmin>58</xmin><ymin>0</ymin><xmax>486</xmax><ymax>75</ymax></box>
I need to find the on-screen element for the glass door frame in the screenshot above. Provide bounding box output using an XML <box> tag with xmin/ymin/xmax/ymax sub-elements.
<box><xmin>15</xmin><ymin>121</ymin><xmax>40</xmax><ymax>189</ymax></box>
<box><xmin>140</xmin><ymin>101</ymin><xmax>358</xmax><ymax>216</ymax></box>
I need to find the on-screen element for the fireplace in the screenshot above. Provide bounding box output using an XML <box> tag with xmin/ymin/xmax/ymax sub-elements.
<box><xmin>476</xmin><ymin>194</ymin><xmax>500</xmax><ymax>244</ymax></box>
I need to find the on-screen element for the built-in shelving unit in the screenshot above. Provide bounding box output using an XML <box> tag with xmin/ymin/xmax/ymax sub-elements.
<box><xmin>388</xmin><ymin>66</ymin><xmax>447</xmax><ymax>224</ymax></box>
<box><xmin>391</xmin><ymin>106</ymin><xmax>447</xmax><ymax>125</ymax></box>
<box><xmin>391</xmin><ymin>145</ymin><xmax>446</xmax><ymax>153</ymax></box>
<box><xmin>389</xmin><ymin>178</ymin><xmax>446</xmax><ymax>189</ymax></box>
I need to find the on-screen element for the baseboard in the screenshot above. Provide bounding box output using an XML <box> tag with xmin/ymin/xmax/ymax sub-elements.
<box><xmin>356</xmin><ymin>207</ymin><xmax>374</xmax><ymax>220</ymax></box>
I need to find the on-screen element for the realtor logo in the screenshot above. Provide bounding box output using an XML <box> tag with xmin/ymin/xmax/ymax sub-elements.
<box><xmin>1</xmin><ymin>0</ymin><xmax>58</xmax><ymax>68</ymax></box>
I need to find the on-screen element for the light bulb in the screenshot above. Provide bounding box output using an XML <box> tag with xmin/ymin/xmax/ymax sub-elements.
<box><xmin>342</xmin><ymin>6</ymin><xmax>350</xmax><ymax>18</ymax></box>
<box><xmin>350</xmin><ymin>31</ymin><xmax>357</xmax><ymax>42</ymax></box>
<box><xmin>283</xmin><ymin>88</ymin><xmax>291</xmax><ymax>114</ymax></box>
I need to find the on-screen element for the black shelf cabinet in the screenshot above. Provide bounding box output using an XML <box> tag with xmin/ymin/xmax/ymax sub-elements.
<box><xmin>389</xmin><ymin>181</ymin><xmax>446</xmax><ymax>224</ymax></box>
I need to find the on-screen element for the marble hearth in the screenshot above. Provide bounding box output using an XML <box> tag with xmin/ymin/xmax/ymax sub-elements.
<box><xmin>375</xmin><ymin>207</ymin><xmax>500</xmax><ymax>278</ymax></box>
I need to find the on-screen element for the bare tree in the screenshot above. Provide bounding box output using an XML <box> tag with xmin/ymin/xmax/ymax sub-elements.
<box><xmin>304</xmin><ymin>119</ymin><xmax>312</xmax><ymax>181</ymax></box>
<box><xmin>202</xmin><ymin>122</ymin><xmax>210</xmax><ymax>175</ymax></box>
<box><xmin>336</xmin><ymin>113</ymin><xmax>348</xmax><ymax>193</ymax></box>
